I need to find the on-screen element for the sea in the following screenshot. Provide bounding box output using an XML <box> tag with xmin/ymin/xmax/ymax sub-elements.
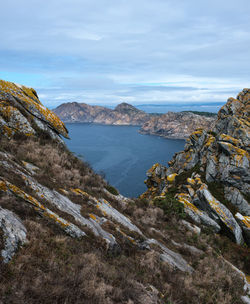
<box><xmin>65</xmin><ymin>124</ymin><xmax>185</xmax><ymax>198</ymax></box>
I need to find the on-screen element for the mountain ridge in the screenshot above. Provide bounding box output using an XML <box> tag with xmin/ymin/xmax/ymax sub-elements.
<box><xmin>54</xmin><ymin>101</ymin><xmax>216</xmax><ymax>139</ymax></box>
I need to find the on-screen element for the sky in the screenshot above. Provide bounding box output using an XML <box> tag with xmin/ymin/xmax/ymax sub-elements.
<box><xmin>0</xmin><ymin>0</ymin><xmax>250</xmax><ymax>109</ymax></box>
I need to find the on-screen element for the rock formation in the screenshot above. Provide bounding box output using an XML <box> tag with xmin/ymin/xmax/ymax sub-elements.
<box><xmin>54</xmin><ymin>101</ymin><xmax>216</xmax><ymax>139</ymax></box>
<box><xmin>0</xmin><ymin>80</ymin><xmax>68</xmax><ymax>141</ymax></box>
<box><xmin>143</xmin><ymin>89</ymin><xmax>250</xmax><ymax>247</ymax></box>
<box><xmin>0</xmin><ymin>80</ymin><xmax>249</xmax><ymax>304</ymax></box>
<box><xmin>139</xmin><ymin>111</ymin><xmax>216</xmax><ymax>139</ymax></box>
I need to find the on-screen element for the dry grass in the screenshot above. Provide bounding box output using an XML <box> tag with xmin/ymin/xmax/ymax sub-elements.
<box><xmin>0</xmin><ymin>135</ymin><xmax>248</xmax><ymax>304</ymax></box>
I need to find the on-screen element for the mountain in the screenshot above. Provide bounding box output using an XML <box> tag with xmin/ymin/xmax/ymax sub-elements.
<box><xmin>54</xmin><ymin>102</ymin><xmax>151</xmax><ymax>125</ymax></box>
<box><xmin>139</xmin><ymin>111</ymin><xmax>216</xmax><ymax>139</ymax></box>
<box><xmin>54</xmin><ymin>101</ymin><xmax>217</xmax><ymax>139</ymax></box>
<box><xmin>0</xmin><ymin>80</ymin><xmax>249</xmax><ymax>304</ymax></box>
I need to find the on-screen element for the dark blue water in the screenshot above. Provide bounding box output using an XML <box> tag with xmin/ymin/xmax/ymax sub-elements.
<box><xmin>65</xmin><ymin>124</ymin><xmax>185</xmax><ymax>197</ymax></box>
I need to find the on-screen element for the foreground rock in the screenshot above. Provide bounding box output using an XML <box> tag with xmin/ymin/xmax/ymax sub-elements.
<box><xmin>0</xmin><ymin>80</ymin><xmax>68</xmax><ymax>141</ymax></box>
<box><xmin>0</xmin><ymin>206</ymin><xmax>27</xmax><ymax>263</ymax></box>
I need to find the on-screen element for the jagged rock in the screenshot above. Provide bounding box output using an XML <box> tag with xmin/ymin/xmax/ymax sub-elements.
<box><xmin>235</xmin><ymin>213</ymin><xmax>250</xmax><ymax>246</ymax></box>
<box><xmin>0</xmin><ymin>206</ymin><xmax>27</xmax><ymax>263</ymax></box>
<box><xmin>0</xmin><ymin>104</ymin><xmax>35</xmax><ymax>137</ymax></box>
<box><xmin>20</xmin><ymin>176</ymin><xmax>118</xmax><ymax>247</ymax></box>
<box><xmin>177</xmin><ymin>193</ymin><xmax>221</xmax><ymax>232</ymax></box>
<box><xmin>205</xmin><ymin>156</ymin><xmax>218</xmax><ymax>182</ymax></box>
<box><xmin>171</xmin><ymin>240</ymin><xmax>204</xmax><ymax>256</ymax></box>
<box><xmin>144</xmin><ymin>239</ymin><xmax>193</xmax><ymax>273</ymax></box>
<box><xmin>225</xmin><ymin>187</ymin><xmax>250</xmax><ymax>216</ymax></box>
<box><xmin>180</xmin><ymin>220</ymin><xmax>201</xmax><ymax>235</ymax></box>
<box><xmin>103</xmin><ymin>188</ymin><xmax>131</xmax><ymax>207</ymax></box>
<box><xmin>0</xmin><ymin>178</ymin><xmax>85</xmax><ymax>239</ymax></box>
<box><xmin>96</xmin><ymin>199</ymin><xmax>143</xmax><ymax>235</ymax></box>
<box><xmin>0</xmin><ymin>80</ymin><xmax>68</xmax><ymax>140</ymax></box>
<box><xmin>143</xmin><ymin>89</ymin><xmax>250</xmax><ymax>245</ymax></box>
<box><xmin>197</xmin><ymin>187</ymin><xmax>244</xmax><ymax>245</ymax></box>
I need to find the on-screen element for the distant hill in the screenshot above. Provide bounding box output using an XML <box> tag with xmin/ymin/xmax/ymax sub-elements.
<box><xmin>54</xmin><ymin>102</ymin><xmax>216</xmax><ymax>139</ymax></box>
<box><xmin>54</xmin><ymin>102</ymin><xmax>151</xmax><ymax>126</ymax></box>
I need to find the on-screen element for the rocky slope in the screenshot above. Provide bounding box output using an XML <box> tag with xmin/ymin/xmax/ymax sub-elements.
<box><xmin>139</xmin><ymin>111</ymin><xmax>216</xmax><ymax>139</ymax></box>
<box><xmin>143</xmin><ymin>89</ymin><xmax>250</xmax><ymax>267</ymax></box>
<box><xmin>0</xmin><ymin>80</ymin><xmax>249</xmax><ymax>304</ymax></box>
<box><xmin>54</xmin><ymin>101</ymin><xmax>216</xmax><ymax>139</ymax></box>
<box><xmin>54</xmin><ymin>102</ymin><xmax>151</xmax><ymax>125</ymax></box>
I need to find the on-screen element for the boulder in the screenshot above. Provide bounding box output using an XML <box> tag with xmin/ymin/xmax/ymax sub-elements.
<box><xmin>197</xmin><ymin>188</ymin><xmax>244</xmax><ymax>245</ymax></box>
<box><xmin>224</xmin><ymin>187</ymin><xmax>250</xmax><ymax>216</ymax></box>
<box><xmin>235</xmin><ymin>213</ymin><xmax>250</xmax><ymax>246</ymax></box>
<box><xmin>0</xmin><ymin>80</ymin><xmax>69</xmax><ymax>140</ymax></box>
<box><xmin>0</xmin><ymin>206</ymin><xmax>27</xmax><ymax>263</ymax></box>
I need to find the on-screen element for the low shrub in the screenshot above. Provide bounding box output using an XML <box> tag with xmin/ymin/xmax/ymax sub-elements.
<box><xmin>105</xmin><ymin>185</ymin><xmax>119</xmax><ymax>196</ymax></box>
<box><xmin>154</xmin><ymin>193</ymin><xmax>186</xmax><ymax>219</ymax></box>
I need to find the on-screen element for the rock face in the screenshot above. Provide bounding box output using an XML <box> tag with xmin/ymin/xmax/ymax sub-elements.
<box><xmin>54</xmin><ymin>102</ymin><xmax>151</xmax><ymax>126</ymax></box>
<box><xmin>54</xmin><ymin>101</ymin><xmax>216</xmax><ymax>139</ymax></box>
<box><xmin>140</xmin><ymin>111</ymin><xmax>216</xmax><ymax>139</ymax></box>
<box><xmin>0</xmin><ymin>206</ymin><xmax>27</xmax><ymax>263</ymax></box>
<box><xmin>143</xmin><ymin>89</ymin><xmax>250</xmax><ymax>245</ymax></box>
<box><xmin>0</xmin><ymin>80</ymin><xmax>69</xmax><ymax>141</ymax></box>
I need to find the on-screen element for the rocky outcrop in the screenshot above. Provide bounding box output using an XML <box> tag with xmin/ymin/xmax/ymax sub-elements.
<box><xmin>0</xmin><ymin>80</ymin><xmax>68</xmax><ymax>141</ymax></box>
<box><xmin>143</xmin><ymin>89</ymin><xmax>250</xmax><ymax>245</ymax></box>
<box><xmin>54</xmin><ymin>102</ymin><xmax>151</xmax><ymax>126</ymax></box>
<box><xmin>139</xmin><ymin>111</ymin><xmax>216</xmax><ymax>139</ymax></box>
<box><xmin>235</xmin><ymin>213</ymin><xmax>250</xmax><ymax>245</ymax></box>
<box><xmin>0</xmin><ymin>206</ymin><xmax>27</xmax><ymax>263</ymax></box>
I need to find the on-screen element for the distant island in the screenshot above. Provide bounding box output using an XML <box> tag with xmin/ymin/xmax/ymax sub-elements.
<box><xmin>54</xmin><ymin>102</ymin><xmax>216</xmax><ymax>139</ymax></box>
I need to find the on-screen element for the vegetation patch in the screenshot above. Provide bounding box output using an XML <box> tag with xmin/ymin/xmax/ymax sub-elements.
<box><xmin>175</xmin><ymin>164</ymin><xmax>203</xmax><ymax>186</ymax></box>
<box><xmin>105</xmin><ymin>184</ymin><xmax>119</xmax><ymax>196</ymax></box>
<box><xmin>208</xmin><ymin>182</ymin><xmax>239</xmax><ymax>215</ymax></box>
<box><xmin>154</xmin><ymin>192</ymin><xmax>186</xmax><ymax>219</ymax></box>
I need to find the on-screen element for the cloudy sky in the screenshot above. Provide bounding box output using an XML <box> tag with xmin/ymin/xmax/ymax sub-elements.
<box><xmin>0</xmin><ymin>0</ymin><xmax>250</xmax><ymax>108</ymax></box>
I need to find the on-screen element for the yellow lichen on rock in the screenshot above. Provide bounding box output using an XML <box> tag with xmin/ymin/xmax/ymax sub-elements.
<box><xmin>0</xmin><ymin>179</ymin><xmax>85</xmax><ymax>233</ymax></box>
<box><xmin>219</xmin><ymin>134</ymin><xmax>240</xmax><ymax>146</ymax></box>
<box><xmin>0</xmin><ymin>79</ymin><xmax>68</xmax><ymax>138</ymax></box>
<box><xmin>187</xmin><ymin>178</ymin><xmax>195</xmax><ymax>186</ymax></box>
<box><xmin>204</xmin><ymin>135</ymin><xmax>215</xmax><ymax>147</ymax></box>
<box><xmin>71</xmin><ymin>188</ymin><xmax>91</xmax><ymax>198</ymax></box>
<box><xmin>236</xmin><ymin>213</ymin><xmax>250</xmax><ymax>229</ymax></box>
<box><xmin>167</xmin><ymin>173</ymin><xmax>177</xmax><ymax>183</ymax></box>
<box><xmin>177</xmin><ymin>193</ymin><xmax>201</xmax><ymax>214</ymax></box>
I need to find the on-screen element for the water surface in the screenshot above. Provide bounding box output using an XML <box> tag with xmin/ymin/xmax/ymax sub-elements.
<box><xmin>65</xmin><ymin>124</ymin><xmax>185</xmax><ymax>197</ymax></box>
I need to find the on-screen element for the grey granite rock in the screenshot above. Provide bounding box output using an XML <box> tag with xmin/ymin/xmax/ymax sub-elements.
<box><xmin>0</xmin><ymin>206</ymin><xmax>27</xmax><ymax>263</ymax></box>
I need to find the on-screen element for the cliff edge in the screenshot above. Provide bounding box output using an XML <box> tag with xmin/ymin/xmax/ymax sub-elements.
<box><xmin>143</xmin><ymin>89</ymin><xmax>250</xmax><ymax>247</ymax></box>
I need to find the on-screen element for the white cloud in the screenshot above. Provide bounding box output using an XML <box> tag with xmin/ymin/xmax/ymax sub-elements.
<box><xmin>1</xmin><ymin>0</ymin><xmax>250</xmax><ymax>107</ymax></box>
